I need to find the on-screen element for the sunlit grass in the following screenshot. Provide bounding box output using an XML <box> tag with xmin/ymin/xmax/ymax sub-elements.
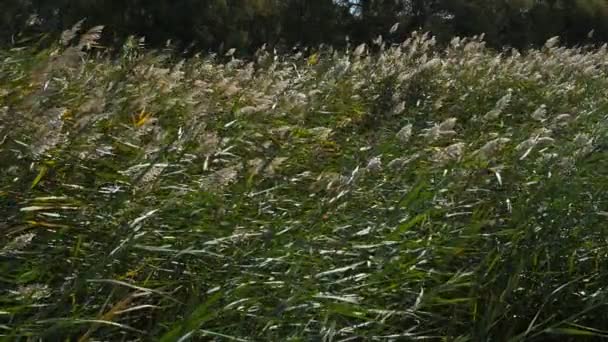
<box><xmin>1</xmin><ymin>29</ymin><xmax>608</xmax><ymax>340</ymax></box>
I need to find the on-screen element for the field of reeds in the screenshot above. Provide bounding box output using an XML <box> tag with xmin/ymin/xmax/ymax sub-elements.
<box><xmin>2</xmin><ymin>28</ymin><xmax>608</xmax><ymax>341</ymax></box>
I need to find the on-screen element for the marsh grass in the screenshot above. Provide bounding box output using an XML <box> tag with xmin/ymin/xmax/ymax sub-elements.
<box><xmin>1</xmin><ymin>30</ymin><xmax>608</xmax><ymax>341</ymax></box>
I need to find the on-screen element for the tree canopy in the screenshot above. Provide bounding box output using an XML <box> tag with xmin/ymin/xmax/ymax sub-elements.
<box><xmin>3</xmin><ymin>0</ymin><xmax>608</xmax><ymax>52</ymax></box>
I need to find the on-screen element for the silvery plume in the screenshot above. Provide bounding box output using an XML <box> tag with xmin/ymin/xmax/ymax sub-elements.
<box><xmin>396</xmin><ymin>124</ymin><xmax>413</xmax><ymax>144</ymax></box>
<box><xmin>422</xmin><ymin>117</ymin><xmax>457</xmax><ymax>141</ymax></box>
<box><xmin>433</xmin><ymin>142</ymin><xmax>466</xmax><ymax>164</ymax></box>
<box><xmin>366</xmin><ymin>156</ymin><xmax>383</xmax><ymax>173</ymax></box>
<box><xmin>475</xmin><ymin>137</ymin><xmax>511</xmax><ymax>160</ymax></box>
<box><xmin>531</xmin><ymin>104</ymin><xmax>548</xmax><ymax>121</ymax></box>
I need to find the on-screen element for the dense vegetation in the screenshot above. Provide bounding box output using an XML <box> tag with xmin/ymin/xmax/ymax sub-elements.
<box><xmin>3</xmin><ymin>0</ymin><xmax>608</xmax><ymax>52</ymax></box>
<box><xmin>2</xmin><ymin>27</ymin><xmax>608</xmax><ymax>340</ymax></box>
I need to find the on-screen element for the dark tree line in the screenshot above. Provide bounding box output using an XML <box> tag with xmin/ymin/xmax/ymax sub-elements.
<box><xmin>2</xmin><ymin>0</ymin><xmax>608</xmax><ymax>52</ymax></box>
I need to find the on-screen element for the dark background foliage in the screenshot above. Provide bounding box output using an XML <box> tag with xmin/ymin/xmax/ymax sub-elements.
<box><xmin>2</xmin><ymin>1</ymin><xmax>608</xmax><ymax>53</ymax></box>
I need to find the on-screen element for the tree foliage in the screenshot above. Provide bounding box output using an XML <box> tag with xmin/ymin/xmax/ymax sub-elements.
<box><xmin>2</xmin><ymin>0</ymin><xmax>608</xmax><ymax>52</ymax></box>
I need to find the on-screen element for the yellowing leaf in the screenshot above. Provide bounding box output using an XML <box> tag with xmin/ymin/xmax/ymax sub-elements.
<box><xmin>31</xmin><ymin>165</ymin><xmax>48</xmax><ymax>189</ymax></box>
<box><xmin>133</xmin><ymin>108</ymin><xmax>153</xmax><ymax>127</ymax></box>
<box><xmin>307</xmin><ymin>53</ymin><xmax>319</xmax><ymax>66</ymax></box>
<box><xmin>26</xmin><ymin>220</ymin><xmax>69</xmax><ymax>229</ymax></box>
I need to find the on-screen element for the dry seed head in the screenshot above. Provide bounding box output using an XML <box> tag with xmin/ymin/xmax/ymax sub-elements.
<box><xmin>531</xmin><ymin>105</ymin><xmax>548</xmax><ymax>121</ymax></box>
<box><xmin>476</xmin><ymin>138</ymin><xmax>511</xmax><ymax>159</ymax></box>
<box><xmin>1</xmin><ymin>233</ymin><xmax>36</xmax><ymax>255</ymax></box>
<box><xmin>237</xmin><ymin>106</ymin><xmax>257</xmax><ymax>116</ymax></box>
<box><xmin>439</xmin><ymin>117</ymin><xmax>457</xmax><ymax>131</ymax></box>
<box><xmin>139</xmin><ymin>164</ymin><xmax>166</xmax><ymax>186</ymax></box>
<box><xmin>422</xmin><ymin>58</ymin><xmax>441</xmax><ymax>70</ymax></box>
<box><xmin>444</xmin><ymin>142</ymin><xmax>466</xmax><ymax>159</ymax></box>
<box><xmin>60</xmin><ymin>19</ymin><xmax>85</xmax><ymax>46</ymax></box>
<box><xmin>396</xmin><ymin>124</ymin><xmax>413</xmax><ymax>144</ymax></box>
<box><xmin>433</xmin><ymin>142</ymin><xmax>465</xmax><ymax>164</ymax></box>
<box><xmin>388</xmin><ymin>153</ymin><xmax>420</xmax><ymax>170</ymax></box>
<box><xmin>309</xmin><ymin>127</ymin><xmax>333</xmax><ymax>140</ymax></box>
<box><xmin>537</xmin><ymin>137</ymin><xmax>555</xmax><ymax>144</ymax></box>
<box><xmin>496</xmin><ymin>91</ymin><xmax>512</xmax><ymax>110</ymax></box>
<box><xmin>266</xmin><ymin>157</ymin><xmax>288</xmax><ymax>177</ymax></box>
<box><xmin>483</xmin><ymin>108</ymin><xmax>502</xmax><ymax>121</ymax></box>
<box><xmin>366</xmin><ymin>156</ymin><xmax>382</xmax><ymax>173</ymax></box>
<box><xmin>388</xmin><ymin>157</ymin><xmax>407</xmax><ymax>170</ymax></box>
<box><xmin>573</xmin><ymin>133</ymin><xmax>593</xmax><ymax>147</ymax></box>
<box><xmin>554</xmin><ymin>113</ymin><xmax>573</xmax><ymax>124</ymax></box>
<box><xmin>308</xmin><ymin>89</ymin><xmax>323</xmax><ymax>97</ymax></box>
<box><xmin>248</xmin><ymin>158</ymin><xmax>265</xmax><ymax>176</ymax></box>
<box><xmin>422</xmin><ymin>126</ymin><xmax>441</xmax><ymax>141</ymax></box>
<box><xmin>223</xmin><ymin>83</ymin><xmax>241</xmax><ymax>97</ymax></box>
<box><xmin>393</xmin><ymin>101</ymin><xmax>406</xmax><ymax>115</ymax></box>
<box><xmin>215</xmin><ymin>165</ymin><xmax>240</xmax><ymax>184</ymax></box>
<box><xmin>77</xmin><ymin>25</ymin><xmax>105</xmax><ymax>50</ymax></box>
<box><xmin>32</xmin><ymin>107</ymin><xmax>66</xmax><ymax>155</ymax></box>
<box><xmin>545</xmin><ymin>36</ymin><xmax>560</xmax><ymax>49</ymax></box>
<box><xmin>389</xmin><ymin>22</ymin><xmax>400</xmax><ymax>34</ymax></box>
<box><xmin>11</xmin><ymin>284</ymin><xmax>51</xmax><ymax>301</ymax></box>
<box><xmin>423</xmin><ymin>117</ymin><xmax>457</xmax><ymax>141</ymax></box>
<box><xmin>353</xmin><ymin>43</ymin><xmax>366</xmax><ymax>57</ymax></box>
<box><xmin>225</xmin><ymin>48</ymin><xmax>236</xmax><ymax>57</ymax></box>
